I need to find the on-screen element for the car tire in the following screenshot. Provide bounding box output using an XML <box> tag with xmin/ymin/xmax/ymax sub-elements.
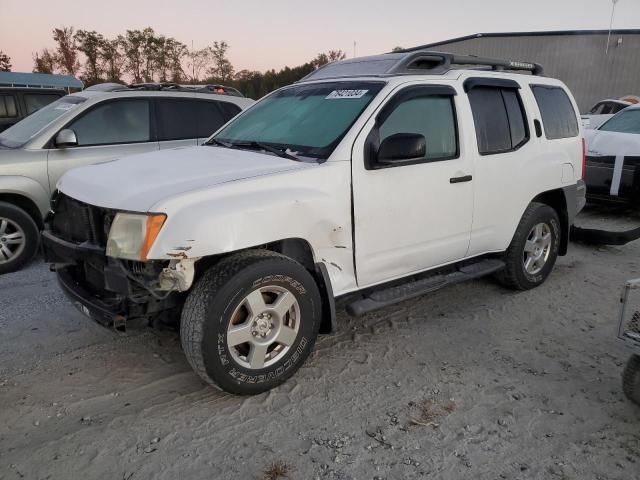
<box><xmin>180</xmin><ymin>249</ymin><xmax>322</xmax><ymax>395</ymax></box>
<box><xmin>0</xmin><ymin>202</ymin><xmax>39</xmax><ymax>275</ymax></box>
<box><xmin>496</xmin><ymin>202</ymin><xmax>561</xmax><ymax>290</ymax></box>
<box><xmin>622</xmin><ymin>354</ymin><xmax>640</xmax><ymax>406</ymax></box>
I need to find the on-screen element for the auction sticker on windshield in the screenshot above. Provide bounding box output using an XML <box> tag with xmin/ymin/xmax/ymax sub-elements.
<box><xmin>326</xmin><ymin>90</ymin><xmax>369</xmax><ymax>99</ymax></box>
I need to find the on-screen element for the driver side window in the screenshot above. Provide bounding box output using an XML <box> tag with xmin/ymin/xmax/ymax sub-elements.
<box><xmin>376</xmin><ymin>91</ymin><xmax>458</xmax><ymax>165</ymax></box>
<box><xmin>66</xmin><ymin>99</ymin><xmax>151</xmax><ymax>147</ymax></box>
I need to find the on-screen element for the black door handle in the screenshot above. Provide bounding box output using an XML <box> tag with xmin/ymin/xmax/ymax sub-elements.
<box><xmin>450</xmin><ymin>175</ymin><xmax>473</xmax><ymax>184</ymax></box>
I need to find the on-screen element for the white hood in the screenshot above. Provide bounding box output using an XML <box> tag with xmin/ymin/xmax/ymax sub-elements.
<box><xmin>58</xmin><ymin>146</ymin><xmax>311</xmax><ymax>212</ymax></box>
<box><xmin>584</xmin><ymin>129</ymin><xmax>640</xmax><ymax>157</ymax></box>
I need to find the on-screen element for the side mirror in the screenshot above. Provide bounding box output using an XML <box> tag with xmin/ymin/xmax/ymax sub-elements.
<box><xmin>377</xmin><ymin>133</ymin><xmax>426</xmax><ymax>165</ymax></box>
<box><xmin>55</xmin><ymin>129</ymin><xmax>78</xmax><ymax>148</ymax></box>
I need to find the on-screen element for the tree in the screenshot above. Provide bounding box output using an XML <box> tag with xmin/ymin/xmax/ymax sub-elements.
<box><xmin>207</xmin><ymin>41</ymin><xmax>234</xmax><ymax>82</ymax></box>
<box><xmin>165</xmin><ymin>38</ymin><xmax>187</xmax><ymax>83</ymax></box>
<box><xmin>33</xmin><ymin>49</ymin><xmax>57</xmax><ymax>73</ymax></box>
<box><xmin>75</xmin><ymin>30</ymin><xmax>104</xmax><ymax>85</ymax></box>
<box><xmin>186</xmin><ymin>47</ymin><xmax>210</xmax><ymax>83</ymax></box>
<box><xmin>312</xmin><ymin>49</ymin><xmax>346</xmax><ymax>69</ymax></box>
<box><xmin>123</xmin><ymin>29</ymin><xmax>146</xmax><ymax>83</ymax></box>
<box><xmin>391</xmin><ymin>46</ymin><xmax>404</xmax><ymax>52</ymax></box>
<box><xmin>0</xmin><ymin>51</ymin><xmax>11</xmax><ymax>72</ymax></box>
<box><xmin>53</xmin><ymin>26</ymin><xmax>80</xmax><ymax>75</ymax></box>
<box><xmin>100</xmin><ymin>37</ymin><xmax>126</xmax><ymax>83</ymax></box>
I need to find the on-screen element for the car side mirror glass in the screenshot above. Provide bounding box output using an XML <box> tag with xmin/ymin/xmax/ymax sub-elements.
<box><xmin>55</xmin><ymin>129</ymin><xmax>78</xmax><ymax>148</ymax></box>
<box><xmin>377</xmin><ymin>133</ymin><xmax>426</xmax><ymax>165</ymax></box>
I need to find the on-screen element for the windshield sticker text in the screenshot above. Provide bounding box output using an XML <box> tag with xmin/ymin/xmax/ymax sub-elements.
<box><xmin>326</xmin><ymin>89</ymin><xmax>368</xmax><ymax>99</ymax></box>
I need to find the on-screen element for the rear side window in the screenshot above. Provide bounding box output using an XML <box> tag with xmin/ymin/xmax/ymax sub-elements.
<box><xmin>24</xmin><ymin>93</ymin><xmax>62</xmax><ymax>115</ymax></box>
<box><xmin>531</xmin><ymin>85</ymin><xmax>579</xmax><ymax>139</ymax></box>
<box><xmin>467</xmin><ymin>86</ymin><xmax>528</xmax><ymax>155</ymax></box>
<box><xmin>0</xmin><ymin>94</ymin><xmax>18</xmax><ymax>118</ymax></box>
<box><xmin>156</xmin><ymin>99</ymin><xmax>227</xmax><ymax>141</ymax></box>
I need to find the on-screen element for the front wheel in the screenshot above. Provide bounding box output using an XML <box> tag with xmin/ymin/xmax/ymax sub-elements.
<box><xmin>180</xmin><ymin>250</ymin><xmax>322</xmax><ymax>395</ymax></box>
<box><xmin>0</xmin><ymin>202</ymin><xmax>39</xmax><ymax>275</ymax></box>
<box><xmin>497</xmin><ymin>202</ymin><xmax>561</xmax><ymax>290</ymax></box>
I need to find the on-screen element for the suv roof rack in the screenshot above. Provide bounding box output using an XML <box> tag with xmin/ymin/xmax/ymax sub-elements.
<box><xmin>85</xmin><ymin>82</ymin><xmax>244</xmax><ymax>97</ymax></box>
<box><xmin>300</xmin><ymin>50</ymin><xmax>544</xmax><ymax>82</ymax></box>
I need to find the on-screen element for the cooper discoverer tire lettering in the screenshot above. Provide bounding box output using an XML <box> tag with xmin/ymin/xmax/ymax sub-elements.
<box><xmin>180</xmin><ymin>249</ymin><xmax>322</xmax><ymax>395</ymax></box>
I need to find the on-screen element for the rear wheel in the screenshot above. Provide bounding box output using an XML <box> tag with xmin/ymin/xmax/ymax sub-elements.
<box><xmin>497</xmin><ymin>202</ymin><xmax>561</xmax><ymax>290</ymax></box>
<box><xmin>180</xmin><ymin>250</ymin><xmax>322</xmax><ymax>395</ymax></box>
<box><xmin>0</xmin><ymin>202</ymin><xmax>39</xmax><ymax>275</ymax></box>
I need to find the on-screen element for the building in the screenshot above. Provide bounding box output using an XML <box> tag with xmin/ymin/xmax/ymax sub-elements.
<box><xmin>414</xmin><ymin>30</ymin><xmax>640</xmax><ymax>112</ymax></box>
<box><xmin>0</xmin><ymin>72</ymin><xmax>83</xmax><ymax>92</ymax></box>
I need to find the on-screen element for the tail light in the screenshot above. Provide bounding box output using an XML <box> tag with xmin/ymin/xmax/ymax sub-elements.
<box><xmin>581</xmin><ymin>137</ymin><xmax>586</xmax><ymax>179</ymax></box>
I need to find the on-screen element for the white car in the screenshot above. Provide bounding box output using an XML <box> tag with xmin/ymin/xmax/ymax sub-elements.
<box><xmin>42</xmin><ymin>51</ymin><xmax>586</xmax><ymax>394</ymax></box>
<box><xmin>585</xmin><ymin>104</ymin><xmax>640</xmax><ymax>203</ymax></box>
<box><xmin>581</xmin><ymin>99</ymin><xmax>632</xmax><ymax>130</ymax></box>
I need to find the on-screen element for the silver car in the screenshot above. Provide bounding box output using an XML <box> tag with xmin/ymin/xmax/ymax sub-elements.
<box><xmin>0</xmin><ymin>84</ymin><xmax>254</xmax><ymax>273</ymax></box>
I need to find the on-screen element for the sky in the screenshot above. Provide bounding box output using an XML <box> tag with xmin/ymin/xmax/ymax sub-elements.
<box><xmin>1</xmin><ymin>0</ymin><xmax>639</xmax><ymax>74</ymax></box>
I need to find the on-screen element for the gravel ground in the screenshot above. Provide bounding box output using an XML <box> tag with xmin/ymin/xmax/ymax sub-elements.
<box><xmin>0</xmin><ymin>205</ymin><xmax>639</xmax><ymax>480</ymax></box>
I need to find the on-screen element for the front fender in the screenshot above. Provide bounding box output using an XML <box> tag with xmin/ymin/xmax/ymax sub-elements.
<box><xmin>145</xmin><ymin>162</ymin><xmax>356</xmax><ymax>294</ymax></box>
<box><xmin>0</xmin><ymin>175</ymin><xmax>50</xmax><ymax>217</ymax></box>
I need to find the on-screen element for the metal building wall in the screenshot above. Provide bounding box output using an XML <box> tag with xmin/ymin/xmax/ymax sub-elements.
<box><xmin>428</xmin><ymin>33</ymin><xmax>640</xmax><ymax>112</ymax></box>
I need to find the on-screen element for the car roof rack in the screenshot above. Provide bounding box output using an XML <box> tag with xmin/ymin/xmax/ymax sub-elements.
<box><xmin>300</xmin><ymin>50</ymin><xmax>544</xmax><ymax>82</ymax></box>
<box><xmin>85</xmin><ymin>82</ymin><xmax>244</xmax><ymax>97</ymax></box>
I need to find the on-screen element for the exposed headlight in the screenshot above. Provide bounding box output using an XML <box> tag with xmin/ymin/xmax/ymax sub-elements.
<box><xmin>106</xmin><ymin>213</ymin><xmax>166</xmax><ymax>261</ymax></box>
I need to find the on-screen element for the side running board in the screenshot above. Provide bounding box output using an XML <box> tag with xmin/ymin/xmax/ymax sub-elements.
<box><xmin>346</xmin><ymin>259</ymin><xmax>505</xmax><ymax>317</ymax></box>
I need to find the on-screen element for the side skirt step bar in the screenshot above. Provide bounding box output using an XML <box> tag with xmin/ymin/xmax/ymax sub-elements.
<box><xmin>346</xmin><ymin>259</ymin><xmax>506</xmax><ymax>317</ymax></box>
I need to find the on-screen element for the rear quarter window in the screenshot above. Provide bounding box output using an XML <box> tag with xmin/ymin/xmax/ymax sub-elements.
<box><xmin>531</xmin><ymin>85</ymin><xmax>579</xmax><ymax>139</ymax></box>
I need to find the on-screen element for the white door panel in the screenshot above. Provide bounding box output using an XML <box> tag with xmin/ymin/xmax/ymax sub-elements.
<box><xmin>351</xmin><ymin>84</ymin><xmax>474</xmax><ymax>287</ymax></box>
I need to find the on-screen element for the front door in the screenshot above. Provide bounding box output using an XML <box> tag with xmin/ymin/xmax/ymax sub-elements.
<box><xmin>46</xmin><ymin>98</ymin><xmax>158</xmax><ymax>191</ymax></box>
<box><xmin>352</xmin><ymin>84</ymin><xmax>474</xmax><ymax>287</ymax></box>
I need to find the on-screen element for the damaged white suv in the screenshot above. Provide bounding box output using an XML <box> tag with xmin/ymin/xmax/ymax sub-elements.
<box><xmin>43</xmin><ymin>50</ymin><xmax>586</xmax><ymax>394</ymax></box>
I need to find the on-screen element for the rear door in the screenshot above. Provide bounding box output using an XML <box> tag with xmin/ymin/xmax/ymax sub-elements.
<box><xmin>155</xmin><ymin>98</ymin><xmax>230</xmax><ymax>149</ymax></box>
<box><xmin>463</xmin><ymin>78</ymin><xmax>535</xmax><ymax>256</ymax></box>
<box><xmin>46</xmin><ymin>98</ymin><xmax>158</xmax><ymax>191</ymax></box>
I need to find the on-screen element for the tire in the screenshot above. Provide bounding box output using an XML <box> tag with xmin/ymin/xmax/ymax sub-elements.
<box><xmin>496</xmin><ymin>202</ymin><xmax>561</xmax><ymax>290</ymax></box>
<box><xmin>180</xmin><ymin>249</ymin><xmax>322</xmax><ymax>395</ymax></box>
<box><xmin>622</xmin><ymin>354</ymin><xmax>640</xmax><ymax>406</ymax></box>
<box><xmin>0</xmin><ymin>202</ymin><xmax>39</xmax><ymax>275</ymax></box>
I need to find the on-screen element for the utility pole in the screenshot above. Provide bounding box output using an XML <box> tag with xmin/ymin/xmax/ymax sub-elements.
<box><xmin>353</xmin><ymin>41</ymin><xmax>357</xmax><ymax>58</ymax></box>
<box><xmin>192</xmin><ymin>40</ymin><xmax>195</xmax><ymax>84</ymax></box>
<box><xmin>605</xmin><ymin>0</ymin><xmax>620</xmax><ymax>55</ymax></box>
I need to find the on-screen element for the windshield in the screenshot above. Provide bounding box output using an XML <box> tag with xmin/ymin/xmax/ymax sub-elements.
<box><xmin>213</xmin><ymin>81</ymin><xmax>385</xmax><ymax>159</ymax></box>
<box><xmin>598</xmin><ymin>109</ymin><xmax>640</xmax><ymax>134</ymax></box>
<box><xmin>0</xmin><ymin>96</ymin><xmax>87</xmax><ymax>148</ymax></box>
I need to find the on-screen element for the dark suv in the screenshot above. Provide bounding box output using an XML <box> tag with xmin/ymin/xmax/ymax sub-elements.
<box><xmin>0</xmin><ymin>88</ymin><xmax>67</xmax><ymax>132</ymax></box>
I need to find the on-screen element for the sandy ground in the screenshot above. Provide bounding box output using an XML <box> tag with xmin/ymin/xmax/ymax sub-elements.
<box><xmin>1</xmin><ymin>205</ymin><xmax>639</xmax><ymax>480</ymax></box>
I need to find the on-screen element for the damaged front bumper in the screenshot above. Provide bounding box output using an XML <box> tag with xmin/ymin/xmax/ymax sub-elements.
<box><xmin>42</xmin><ymin>229</ymin><xmax>187</xmax><ymax>330</ymax></box>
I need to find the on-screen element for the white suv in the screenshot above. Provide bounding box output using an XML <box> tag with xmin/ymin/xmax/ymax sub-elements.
<box><xmin>43</xmin><ymin>51</ymin><xmax>586</xmax><ymax>394</ymax></box>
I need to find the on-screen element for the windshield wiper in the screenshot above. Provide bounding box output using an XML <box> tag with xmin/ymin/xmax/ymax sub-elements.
<box><xmin>228</xmin><ymin>141</ymin><xmax>303</xmax><ymax>162</ymax></box>
<box><xmin>206</xmin><ymin>138</ymin><xmax>233</xmax><ymax>148</ymax></box>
